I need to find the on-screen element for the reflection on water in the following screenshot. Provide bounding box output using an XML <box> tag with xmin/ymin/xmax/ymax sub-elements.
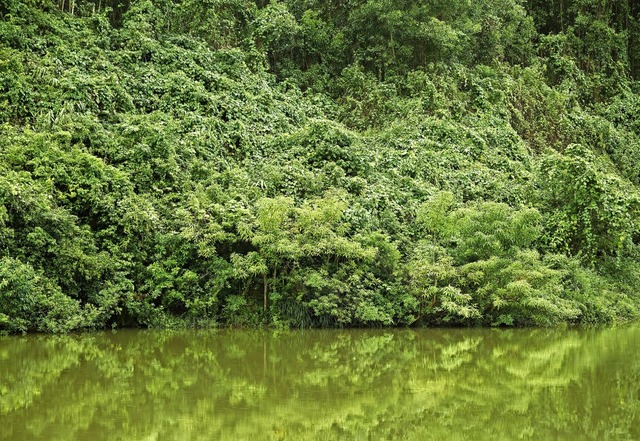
<box><xmin>1</xmin><ymin>326</ymin><xmax>639</xmax><ymax>441</ymax></box>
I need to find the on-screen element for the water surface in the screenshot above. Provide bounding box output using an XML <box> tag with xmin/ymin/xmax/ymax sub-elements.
<box><xmin>1</xmin><ymin>326</ymin><xmax>639</xmax><ymax>440</ymax></box>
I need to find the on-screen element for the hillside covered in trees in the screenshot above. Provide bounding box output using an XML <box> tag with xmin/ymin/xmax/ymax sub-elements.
<box><xmin>2</xmin><ymin>0</ymin><xmax>640</xmax><ymax>332</ymax></box>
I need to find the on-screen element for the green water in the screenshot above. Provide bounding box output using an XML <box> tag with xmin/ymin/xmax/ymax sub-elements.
<box><xmin>1</xmin><ymin>327</ymin><xmax>639</xmax><ymax>441</ymax></box>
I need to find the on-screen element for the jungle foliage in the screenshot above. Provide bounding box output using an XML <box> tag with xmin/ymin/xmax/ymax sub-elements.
<box><xmin>1</xmin><ymin>0</ymin><xmax>640</xmax><ymax>332</ymax></box>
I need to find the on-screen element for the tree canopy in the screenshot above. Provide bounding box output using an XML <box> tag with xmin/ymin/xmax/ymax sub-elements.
<box><xmin>1</xmin><ymin>0</ymin><xmax>640</xmax><ymax>332</ymax></box>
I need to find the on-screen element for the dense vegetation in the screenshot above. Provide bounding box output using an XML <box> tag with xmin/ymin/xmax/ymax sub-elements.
<box><xmin>2</xmin><ymin>0</ymin><xmax>640</xmax><ymax>332</ymax></box>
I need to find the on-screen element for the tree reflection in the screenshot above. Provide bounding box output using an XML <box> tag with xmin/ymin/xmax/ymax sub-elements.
<box><xmin>1</xmin><ymin>326</ymin><xmax>638</xmax><ymax>441</ymax></box>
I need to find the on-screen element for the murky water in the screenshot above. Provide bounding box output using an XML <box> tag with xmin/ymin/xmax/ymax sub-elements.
<box><xmin>1</xmin><ymin>326</ymin><xmax>639</xmax><ymax>440</ymax></box>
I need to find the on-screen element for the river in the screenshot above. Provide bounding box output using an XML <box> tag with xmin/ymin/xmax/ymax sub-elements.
<box><xmin>1</xmin><ymin>326</ymin><xmax>639</xmax><ymax>440</ymax></box>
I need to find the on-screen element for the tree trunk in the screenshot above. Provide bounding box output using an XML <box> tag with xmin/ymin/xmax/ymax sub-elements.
<box><xmin>263</xmin><ymin>273</ymin><xmax>268</xmax><ymax>311</ymax></box>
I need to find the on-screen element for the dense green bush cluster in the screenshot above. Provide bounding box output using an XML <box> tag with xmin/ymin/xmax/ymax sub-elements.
<box><xmin>1</xmin><ymin>0</ymin><xmax>640</xmax><ymax>332</ymax></box>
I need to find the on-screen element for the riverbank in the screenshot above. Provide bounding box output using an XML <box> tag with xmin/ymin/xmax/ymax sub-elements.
<box><xmin>2</xmin><ymin>1</ymin><xmax>640</xmax><ymax>333</ymax></box>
